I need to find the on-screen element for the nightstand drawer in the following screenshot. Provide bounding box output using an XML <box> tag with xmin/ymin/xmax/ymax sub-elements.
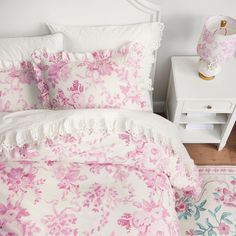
<box><xmin>182</xmin><ymin>101</ymin><xmax>234</xmax><ymax>113</ymax></box>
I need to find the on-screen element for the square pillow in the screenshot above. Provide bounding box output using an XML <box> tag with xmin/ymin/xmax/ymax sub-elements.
<box><xmin>0</xmin><ymin>33</ymin><xmax>64</xmax><ymax>112</ymax></box>
<box><xmin>32</xmin><ymin>42</ymin><xmax>153</xmax><ymax>111</ymax></box>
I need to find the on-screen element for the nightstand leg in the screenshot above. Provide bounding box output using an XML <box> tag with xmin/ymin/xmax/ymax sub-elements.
<box><xmin>217</xmin><ymin>107</ymin><xmax>236</xmax><ymax>151</ymax></box>
<box><xmin>217</xmin><ymin>142</ymin><xmax>226</xmax><ymax>151</ymax></box>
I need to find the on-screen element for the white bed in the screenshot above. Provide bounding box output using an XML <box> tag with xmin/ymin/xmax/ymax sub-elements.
<box><xmin>0</xmin><ymin>1</ymin><xmax>201</xmax><ymax>235</ymax></box>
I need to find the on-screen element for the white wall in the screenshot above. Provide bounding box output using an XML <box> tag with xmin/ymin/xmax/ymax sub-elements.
<box><xmin>151</xmin><ymin>0</ymin><xmax>236</xmax><ymax>109</ymax></box>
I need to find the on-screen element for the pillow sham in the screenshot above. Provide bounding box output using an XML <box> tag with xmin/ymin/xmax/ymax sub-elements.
<box><xmin>0</xmin><ymin>33</ymin><xmax>63</xmax><ymax>61</ymax></box>
<box><xmin>0</xmin><ymin>33</ymin><xmax>64</xmax><ymax>112</ymax></box>
<box><xmin>32</xmin><ymin>42</ymin><xmax>153</xmax><ymax>111</ymax></box>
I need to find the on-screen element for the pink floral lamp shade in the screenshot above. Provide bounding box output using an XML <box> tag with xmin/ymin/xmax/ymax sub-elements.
<box><xmin>197</xmin><ymin>16</ymin><xmax>236</xmax><ymax>80</ymax></box>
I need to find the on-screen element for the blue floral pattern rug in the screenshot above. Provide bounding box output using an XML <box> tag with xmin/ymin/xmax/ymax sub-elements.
<box><xmin>178</xmin><ymin>166</ymin><xmax>236</xmax><ymax>236</ymax></box>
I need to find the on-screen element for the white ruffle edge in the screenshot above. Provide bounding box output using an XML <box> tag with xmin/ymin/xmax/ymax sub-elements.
<box><xmin>0</xmin><ymin>115</ymin><xmax>173</xmax><ymax>150</ymax></box>
<box><xmin>0</xmin><ymin>109</ymin><xmax>187</xmax><ymax>166</ymax></box>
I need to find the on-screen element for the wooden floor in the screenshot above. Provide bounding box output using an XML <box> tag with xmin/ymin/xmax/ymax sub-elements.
<box><xmin>185</xmin><ymin>125</ymin><xmax>236</xmax><ymax>165</ymax></box>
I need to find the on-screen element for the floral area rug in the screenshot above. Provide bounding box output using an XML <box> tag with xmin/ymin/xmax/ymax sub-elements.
<box><xmin>178</xmin><ymin>166</ymin><xmax>236</xmax><ymax>236</ymax></box>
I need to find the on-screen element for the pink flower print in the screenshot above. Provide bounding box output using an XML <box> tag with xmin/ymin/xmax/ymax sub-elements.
<box><xmin>202</xmin><ymin>28</ymin><xmax>215</xmax><ymax>44</ymax></box>
<box><xmin>20</xmin><ymin>61</ymin><xmax>34</xmax><ymax>82</ymax></box>
<box><xmin>52</xmin><ymin>89</ymin><xmax>71</xmax><ymax>109</ymax></box>
<box><xmin>175</xmin><ymin>201</ymin><xmax>187</xmax><ymax>213</ymax></box>
<box><xmin>223</xmin><ymin>188</ymin><xmax>230</xmax><ymax>195</ymax></box>
<box><xmin>6</xmin><ymin>168</ymin><xmax>35</xmax><ymax>193</ymax></box>
<box><xmin>8</xmin><ymin>61</ymin><xmax>33</xmax><ymax>85</ymax></box>
<box><xmin>183</xmin><ymin>186</ymin><xmax>195</xmax><ymax>198</ymax></box>
<box><xmin>0</xmin><ymin>100</ymin><xmax>10</xmax><ymax>112</ymax></box>
<box><xmin>117</xmin><ymin>213</ymin><xmax>132</xmax><ymax>232</ymax></box>
<box><xmin>126</xmin><ymin>88</ymin><xmax>144</xmax><ymax>106</ymax></box>
<box><xmin>70</xmin><ymin>93</ymin><xmax>80</xmax><ymax>107</ymax></box>
<box><xmin>0</xmin><ymin>162</ymin><xmax>5</xmax><ymax>171</ymax></box>
<box><xmin>218</xmin><ymin>223</ymin><xmax>230</xmax><ymax>235</ymax></box>
<box><xmin>143</xmin><ymin>143</ymin><xmax>160</xmax><ymax>164</ymax></box>
<box><xmin>120</xmin><ymin>84</ymin><xmax>130</xmax><ymax>95</ymax></box>
<box><xmin>58</xmin><ymin>170</ymin><xmax>79</xmax><ymax>190</ymax></box>
<box><xmin>214</xmin><ymin>187</ymin><xmax>236</xmax><ymax>207</ymax></box>
<box><xmin>119</xmin><ymin>132</ymin><xmax>131</xmax><ymax>144</ymax></box>
<box><xmin>42</xmin><ymin>209</ymin><xmax>77</xmax><ymax>236</ymax></box>
<box><xmin>55</xmin><ymin>164</ymin><xmax>86</xmax><ymax>199</ymax></box>
<box><xmin>230</xmin><ymin>179</ymin><xmax>236</xmax><ymax>185</ymax></box>
<box><xmin>46</xmin><ymin>160</ymin><xmax>56</xmax><ymax>166</ymax></box>
<box><xmin>0</xmin><ymin>202</ymin><xmax>29</xmax><ymax>233</ymax></box>
<box><xmin>186</xmin><ymin>229</ymin><xmax>195</xmax><ymax>236</ymax></box>
<box><xmin>197</xmin><ymin>43</ymin><xmax>212</xmax><ymax>61</ymax></box>
<box><xmin>83</xmin><ymin>183</ymin><xmax>106</xmax><ymax>212</ymax></box>
<box><xmin>219</xmin><ymin>40</ymin><xmax>236</xmax><ymax>60</ymax></box>
<box><xmin>37</xmin><ymin>80</ymin><xmax>49</xmax><ymax>103</ymax></box>
<box><xmin>48</xmin><ymin>62</ymin><xmax>69</xmax><ymax>88</ymax></box>
<box><xmin>131</xmin><ymin>212</ymin><xmax>152</xmax><ymax>235</ymax></box>
<box><xmin>113</xmin><ymin>169</ymin><xmax>129</xmax><ymax>181</ymax></box>
<box><xmin>142</xmin><ymin>200</ymin><xmax>159</xmax><ymax>213</ymax></box>
<box><xmin>142</xmin><ymin>200</ymin><xmax>170</xmax><ymax>220</ymax></box>
<box><xmin>85</xmin><ymin>50</ymin><xmax>114</xmax><ymax>76</ymax></box>
<box><xmin>61</xmin><ymin>134</ymin><xmax>78</xmax><ymax>143</ymax></box>
<box><xmin>141</xmin><ymin>171</ymin><xmax>157</xmax><ymax>189</ymax></box>
<box><xmin>92</xmin><ymin>50</ymin><xmax>111</xmax><ymax>63</ymax></box>
<box><xmin>69</xmin><ymin>80</ymin><xmax>84</xmax><ymax>93</ymax></box>
<box><xmin>14</xmin><ymin>144</ymin><xmax>38</xmax><ymax>160</ymax></box>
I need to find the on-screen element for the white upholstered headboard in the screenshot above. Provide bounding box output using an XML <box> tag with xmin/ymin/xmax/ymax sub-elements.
<box><xmin>0</xmin><ymin>0</ymin><xmax>161</xmax><ymax>102</ymax></box>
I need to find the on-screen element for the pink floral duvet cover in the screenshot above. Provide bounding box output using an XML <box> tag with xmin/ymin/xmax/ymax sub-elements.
<box><xmin>0</xmin><ymin>109</ymin><xmax>201</xmax><ymax>236</ymax></box>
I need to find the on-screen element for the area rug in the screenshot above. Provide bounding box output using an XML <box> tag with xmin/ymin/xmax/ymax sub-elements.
<box><xmin>178</xmin><ymin>166</ymin><xmax>236</xmax><ymax>236</ymax></box>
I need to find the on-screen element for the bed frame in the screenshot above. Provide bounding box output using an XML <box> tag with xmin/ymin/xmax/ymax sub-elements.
<box><xmin>0</xmin><ymin>0</ymin><xmax>161</xmax><ymax>106</ymax></box>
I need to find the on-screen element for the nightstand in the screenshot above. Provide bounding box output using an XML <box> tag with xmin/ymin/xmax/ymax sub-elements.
<box><xmin>166</xmin><ymin>56</ymin><xmax>236</xmax><ymax>151</ymax></box>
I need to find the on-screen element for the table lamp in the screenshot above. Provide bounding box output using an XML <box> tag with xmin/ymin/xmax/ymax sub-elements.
<box><xmin>197</xmin><ymin>16</ymin><xmax>236</xmax><ymax>80</ymax></box>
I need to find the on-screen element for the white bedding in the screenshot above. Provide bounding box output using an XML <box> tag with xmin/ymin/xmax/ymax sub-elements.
<box><xmin>0</xmin><ymin>109</ymin><xmax>201</xmax><ymax>235</ymax></box>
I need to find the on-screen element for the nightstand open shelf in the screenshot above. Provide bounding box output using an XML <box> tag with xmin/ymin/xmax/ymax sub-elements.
<box><xmin>179</xmin><ymin>124</ymin><xmax>222</xmax><ymax>143</ymax></box>
<box><xmin>166</xmin><ymin>56</ymin><xmax>236</xmax><ymax>151</ymax></box>
<box><xmin>179</xmin><ymin>113</ymin><xmax>228</xmax><ymax>124</ymax></box>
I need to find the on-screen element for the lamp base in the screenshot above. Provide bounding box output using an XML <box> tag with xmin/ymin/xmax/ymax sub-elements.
<box><xmin>198</xmin><ymin>59</ymin><xmax>221</xmax><ymax>80</ymax></box>
<box><xmin>198</xmin><ymin>72</ymin><xmax>215</xmax><ymax>80</ymax></box>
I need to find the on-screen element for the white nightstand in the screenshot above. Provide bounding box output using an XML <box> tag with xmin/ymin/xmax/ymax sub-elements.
<box><xmin>166</xmin><ymin>56</ymin><xmax>236</xmax><ymax>151</ymax></box>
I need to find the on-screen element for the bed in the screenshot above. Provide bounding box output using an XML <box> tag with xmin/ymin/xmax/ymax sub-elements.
<box><xmin>0</xmin><ymin>1</ymin><xmax>201</xmax><ymax>235</ymax></box>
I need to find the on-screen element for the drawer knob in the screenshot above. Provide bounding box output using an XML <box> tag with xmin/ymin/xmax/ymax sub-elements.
<box><xmin>207</xmin><ymin>105</ymin><xmax>212</xmax><ymax>109</ymax></box>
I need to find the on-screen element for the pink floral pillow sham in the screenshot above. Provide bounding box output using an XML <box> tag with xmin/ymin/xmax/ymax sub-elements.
<box><xmin>0</xmin><ymin>61</ymin><xmax>41</xmax><ymax>112</ymax></box>
<box><xmin>32</xmin><ymin>43</ymin><xmax>153</xmax><ymax>111</ymax></box>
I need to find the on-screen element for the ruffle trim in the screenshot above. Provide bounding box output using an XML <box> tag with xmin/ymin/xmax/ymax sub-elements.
<box><xmin>139</xmin><ymin>22</ymin><xmax>164</xmax><ymax>90</ymax></box>
<box><xmin>0</xmin><ymin>116</ymin><xmax>171</xmax><ymax>149</ymax></box>
<box><xmin>0</xmin><ymin>112</ymin><xmax>183</xmax><ymax>161</ymax></box>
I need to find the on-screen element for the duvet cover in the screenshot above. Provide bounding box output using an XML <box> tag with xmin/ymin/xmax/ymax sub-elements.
<box><xmin>0</xmin><ymin>109</ymin><xmax>201</xmax><ymax>236</ymax></box>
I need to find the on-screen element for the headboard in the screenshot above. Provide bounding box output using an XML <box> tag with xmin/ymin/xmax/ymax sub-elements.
<box><xmin>0</xmin><ymin>0</ymin><xmax>161</xmax><ymax>101</ymax></box>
